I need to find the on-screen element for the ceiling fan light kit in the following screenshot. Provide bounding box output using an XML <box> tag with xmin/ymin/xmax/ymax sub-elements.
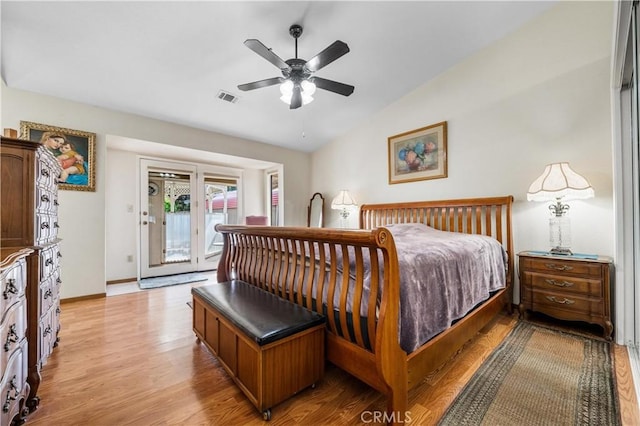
<box><xmin>238</xmin><ymin>24</ymin><xmax>354</xmax><ymax>110</ymax></box>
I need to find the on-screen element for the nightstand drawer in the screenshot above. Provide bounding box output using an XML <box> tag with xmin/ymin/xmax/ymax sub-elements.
<box><xmin>520</xmin><ymin>257</ymin><xmax>601</xmax><ymax>277</ymax></box>
<box><xmin>529</xmin><ymin>290</ymin><xmax>603</xmax><ymax>317</ymax></box>
<box><xmin>526</xmin><ymin>272</ymin><xmax>602</xmax><ymax>297</ymax></box>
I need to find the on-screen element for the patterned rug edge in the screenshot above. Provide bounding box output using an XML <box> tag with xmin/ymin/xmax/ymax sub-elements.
<box><xmin>437</xmin><ymin>320</ymin><xmax>621</xmax><ymax>426</ymax></box>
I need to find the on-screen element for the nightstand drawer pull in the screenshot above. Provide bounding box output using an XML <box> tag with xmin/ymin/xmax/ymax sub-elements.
<box><xmin>544</xmin><ymin>278</ymin><xmax>574</xmax><ymax>288</ymax></box>
<box><xmin>544</xmin><ymin>263</ymin><xmax>573</xmax><ymax>271</ymax></box>
<box><xmin>546</xmin><ymin>296</ymin><xmax>575</xmax><ymax>305</ymax></box>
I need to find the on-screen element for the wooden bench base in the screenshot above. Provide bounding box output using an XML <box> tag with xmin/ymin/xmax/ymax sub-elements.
<box><xmin>193</xmin><ymin>294</ymin><xmax>325</xmax><ymax>419</ymax></box>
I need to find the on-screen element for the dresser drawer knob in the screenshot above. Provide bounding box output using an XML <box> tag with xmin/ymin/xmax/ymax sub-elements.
<box><xmin>43</xmin><ymin>289</ymin><xmax>53</xmax><ymax>299</ymax></box>
<box><xmin>4</xmin><ymin>324</ymin><xmax>18</xmax><ymax>352</ymax></box>
<box><xmin>43</xmin><ymin>326</ymin><xmax>52</xmax><ymax>336</ymax></box>
<box><xmin>544</xmin><ymin>278</ymin><xmax>574</xmax><ymax>288</ymax></box>
<box><xmin>41</xmin><ymin>168</ymin><xmax>50</xmax><ymax>177</ymax></box>
<box><xmin>544</xmin><ymin>263</ymin><xmax>573</xmax><ymax>271</ymax></box>
<box><xmin>3</xmin><ymin>279</ymin><xmax>17</xmax><ymax>300</ymax></box>
<box><xmin>546</xmin><ymin>295</ymin><xmax>575</xmax><ymax>305</ymax></box>
<box><xmin>41</xmin><ymin>222</ymin><xmax>50</xmax><ymax>229</ymax></box>
<box><xmin>54</xmin><ymin>199</ymin><xmax>59</xmax><ymax>206</ymax></box>
<box><xmin>54</xmin><ymin>222</ymin><xmax>60</xmax><ymax>228</ymax></box>
<box><xmin>45</xmin><ymin>258</ymin><xmax>53</xmax><ymax>266</ymax></box>
<box><xmin>2</xmin><ymin>376</ymin><xmax>18</xmax><ymax>413</ymax></box>
<box><xmin>40</xmin><ymin>194</ymin><xmax>50</xmax><ymax>203</ymax></box>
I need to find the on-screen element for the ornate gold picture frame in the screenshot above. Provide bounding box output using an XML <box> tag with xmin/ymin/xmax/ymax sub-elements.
<box><xmin>20</xmin><ymin>121</ymin><xmax>96</xmax><ymax>192</ymax></box>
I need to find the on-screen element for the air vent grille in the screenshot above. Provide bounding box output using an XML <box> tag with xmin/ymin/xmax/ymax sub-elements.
<box><xmin>217</xmin><ymin>90</ymin><xmax>238</xmax><ymax>103</ymax></box>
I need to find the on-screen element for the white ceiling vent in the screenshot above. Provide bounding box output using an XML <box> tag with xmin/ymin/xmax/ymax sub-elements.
<box><xmin>217</xmin><ymin>90</ymin><xmax>239</xmax><ymax>104</ymax></box>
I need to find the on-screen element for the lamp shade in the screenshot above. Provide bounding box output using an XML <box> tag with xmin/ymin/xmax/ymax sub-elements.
<box><xmin>331</xmin><ymin>190</ymin><xmax>357</xmax><ymax>209</ymax></box>
<box><xmin>280</xmin><ymin>80</ymin><xmax>316</xmax><ymax>106</ymax></box>
<box><xmin>527</xmin><ymin>162</ymin><xmax>594</xmax><ymax>202</ymax></box>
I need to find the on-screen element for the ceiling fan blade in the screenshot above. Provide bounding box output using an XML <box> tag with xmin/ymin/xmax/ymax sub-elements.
<box><xmin>305</xmin><ymin>40</ymin><xmax>350</xmax><ymax>73</ymax></box>
<box><xmin>237</xmin><ymin>77</ymin><xmax>284</xmax><ymax>91</ymax></box>
<box><xmin>311</xmin><ymin>77</ymin><xmax>354</xmax><ymax>97</ymax></box>
<box><xmin>244</xmin><ymin>39</ymin><xmax>290</xmax><ymax>70</ymax></box>
<box><xmin>290</xmin><ymin>85</ymin><xmax>302</xmax><ymax>109</ymax></box>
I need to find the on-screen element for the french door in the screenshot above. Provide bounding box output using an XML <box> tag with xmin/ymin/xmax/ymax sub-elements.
<box><xmin>140</xmin><ymin>159</ymin><xmax>197</xmax><ymax>278</ymax></box>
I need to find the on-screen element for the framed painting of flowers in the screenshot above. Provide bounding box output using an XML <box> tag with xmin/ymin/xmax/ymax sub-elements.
<box><xmin>388</xmin><ymin>121</ymin><xmax>447</xmax><ymax>185</ymax></box>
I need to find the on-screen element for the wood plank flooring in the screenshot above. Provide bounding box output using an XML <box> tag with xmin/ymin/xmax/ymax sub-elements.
<box><xmin>25</xmin><ymin>281</ymin><xmax>639</xmax><ymax>425</ymax></box>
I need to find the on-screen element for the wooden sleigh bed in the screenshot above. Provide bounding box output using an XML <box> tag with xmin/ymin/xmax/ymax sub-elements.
<box><xmin>214</xmin><ymin>196</ymin><xmax>514</xmax><ymax>423</ymax></box>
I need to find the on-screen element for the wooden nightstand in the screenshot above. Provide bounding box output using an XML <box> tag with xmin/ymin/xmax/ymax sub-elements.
<box><xmin>518</xmin><ymin>251</ymin><xmax>614</xmax><ymax>340</ymax></box>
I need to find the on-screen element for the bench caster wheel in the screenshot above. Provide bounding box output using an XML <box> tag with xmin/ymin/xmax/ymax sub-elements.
<box><xmin>263</xmin><ymin>409</ymin><xmax>271</xmax><ymax>421</ymax></box>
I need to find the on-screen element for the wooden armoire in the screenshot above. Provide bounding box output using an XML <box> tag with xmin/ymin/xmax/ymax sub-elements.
<box><xmin>0</xmin><ymin>136</ymin><xmax>62</xmax><ymax>418</ymax></box>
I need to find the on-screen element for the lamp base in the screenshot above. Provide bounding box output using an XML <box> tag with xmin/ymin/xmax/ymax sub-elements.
<box><xmin>549</xmin><ymin>247</ymin><xmax>573</xmax><ymax>256</ymax></box>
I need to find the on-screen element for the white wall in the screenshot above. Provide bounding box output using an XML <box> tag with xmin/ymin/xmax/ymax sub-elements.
<box><xmin>312</xmin><ymin>2</ymin><xmax>614</xmax><ymax>302</ymax></box>
<box><xmin>1</xmin><ymin>83</ymin><xmax>311</xmax><ymax>298</ymax></box>
<box><xmin>105</xmin><ymin>149</ymin><xmax>138</xmax><ymax>281</ymax></box>
<box><xmin>242</xmin><ymin>168</ymin><xmax>265</xmax><ymax>218</ymax></box>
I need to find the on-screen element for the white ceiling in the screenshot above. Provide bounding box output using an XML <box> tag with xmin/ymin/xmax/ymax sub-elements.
<box><xmin>1</xmin><ymin>1</ymin><xmax>556</xmax><ymax>153</ymax></box>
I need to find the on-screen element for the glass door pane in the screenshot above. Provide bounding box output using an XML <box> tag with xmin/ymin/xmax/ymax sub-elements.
<box><xmin>270</xmin><ymin>173</ymin><xmax>279</xmax><ymax>226</ymax></box>
<box><xmin>204</xmin><ymin>177</ymin><xmax>238</xmax><ymax>260</ymax></box>
<box><xmin>155</xmin><ymin>171</ymin><xmax>192</xmax><ymax>264</ymax></box>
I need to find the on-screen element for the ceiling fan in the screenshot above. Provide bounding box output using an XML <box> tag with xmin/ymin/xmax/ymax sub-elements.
<box><xmin>237</xmin><ymin>24</ymin><xmax>355</xmax><ymax>109</ymax></box>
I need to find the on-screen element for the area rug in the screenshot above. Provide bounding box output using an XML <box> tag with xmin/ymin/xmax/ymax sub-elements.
<box><xmin>138</xmin><ymin>272</ymin><xmax>208</xmax><ymax>290</ymax></box>
<box><xmin>438</xmin><ymin>321</ymin><xmax>620</xmax><ymax>426</ymax></box>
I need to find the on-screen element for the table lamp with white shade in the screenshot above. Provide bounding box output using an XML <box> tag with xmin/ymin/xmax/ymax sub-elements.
<box><xmin>527</xmin><ymin>162</ymin><xmax>594</xmax><ymax>255</ymax></box>
<box><xmin>331</xmin><ymin>190</ymin><xmax>357</xmax><ymax>228</ymax></box>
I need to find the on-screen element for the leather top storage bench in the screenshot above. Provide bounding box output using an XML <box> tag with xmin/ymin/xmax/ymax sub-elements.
<box><xmin>192</xmin><ymin>280</ymin><xmax>325</xmax><ymax>421</ymax></box>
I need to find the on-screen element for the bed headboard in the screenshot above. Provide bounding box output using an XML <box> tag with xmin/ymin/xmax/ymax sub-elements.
<box><xmin>359</xmin><ymin>196</ymin><xmax>514</xmax><ymax>285</ymax></box>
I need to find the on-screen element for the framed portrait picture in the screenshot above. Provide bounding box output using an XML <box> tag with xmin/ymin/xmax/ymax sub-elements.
<box><xmin>388</xmin><ymin>121</ymin><xmax>447</xmax><ymax>185</ymax></box>
<box><xmin>20</xmin><ymin>121</ymin><xmax>96</xmax><ymax>192</ymax></box>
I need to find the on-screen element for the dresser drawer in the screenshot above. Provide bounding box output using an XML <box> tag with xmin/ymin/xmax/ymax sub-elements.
<box><xmin>529</xmin><ymin>289</ymin><xmax>603</xmax><ymax>317</ymax></box>
<box><xmin>520</xmin><ymin>257</ymin><xmax>602</xmax><ymax>277</ymax></box>
<box><xmin>0</xmin><ymin>259</ymin><xmax>26</xmax><ymax>319</ymax></box>
<box><xmin>0</xmin><ymin>340</ymin><xmax>27</xmax><ymax>426</ymax></box>
<box><xmin>36</xmin><ymin>154</ymin><xmax>57</xmax><ymax>189</ymax></box>
<box><xmin>36</xmin><ymin>185</ymin><xmax>58</xmax><ymax>216</ymax></box>
<box><xmin>0</xmin><ymin>301</ymin><xmax>26</xmax><ymax>373</ymax></box>
<box><xmin>35</xmin><ymin>213</ymin><xmax>60</xmax><ymax>245</ymax></box>
<box><xmin>40</xmin><ymin>313</ymin><xmax>55</xmax><ymax>364</ymax></box>
<box><xmin>40</xmin><ymin>278</ymin><xmax>54</xmax><ymax>316</ymax></box>
<box><xmin>525</xmin><ymin>271</ymin><xmax>602</xmax><ymax>297</ymax></box>
<box><xmin>39</xmin><ymin>245</ymin><xmax>60</xmax><ymax>282</ymax></box>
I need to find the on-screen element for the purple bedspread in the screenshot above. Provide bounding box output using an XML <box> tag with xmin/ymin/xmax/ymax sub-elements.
<box><xmin>385</xmin><ymin>223</ymin><xmax>507</xmax><ymax>353</ymax></box>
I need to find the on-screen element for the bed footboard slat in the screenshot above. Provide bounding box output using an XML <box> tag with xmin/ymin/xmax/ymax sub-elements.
<box><xmin>338</xmin><ymin>244</ymin><xmax>351</xmax><ymax>341</ymax></box>
<box><xmin>352</xmin><ymin>248</ymin><xmax>366</xmax><ymax>348</ymax></box>
<box><xmin>326</xmin><ymin>244</ymin><xmax>339</xmax><ymax>336</ymax></box>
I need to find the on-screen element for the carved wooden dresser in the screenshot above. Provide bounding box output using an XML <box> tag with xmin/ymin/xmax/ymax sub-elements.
<box><xmin>1</xmin><ymin>136</ymin><xmax>62</xmax><ymax>417</ymax></box>
<box><xmin>0</xmin><ymin>248</ymin><xmax>32</xmax><ymax>425</ymax></box>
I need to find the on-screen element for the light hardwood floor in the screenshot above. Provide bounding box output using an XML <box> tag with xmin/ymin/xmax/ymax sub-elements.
<box><xmin>25</xmin><ymin>281</ymin><xmax>639</xmax><ymax>425</ymax></box>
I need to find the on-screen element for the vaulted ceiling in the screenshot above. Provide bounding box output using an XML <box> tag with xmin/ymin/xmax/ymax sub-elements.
<box><xmin>1</xmin><ymin>1</ymin><xmax>555</xmax><ymax>153</ymax></box>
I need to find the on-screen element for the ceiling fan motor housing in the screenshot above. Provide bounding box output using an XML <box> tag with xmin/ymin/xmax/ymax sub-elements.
<box><xmin>283</xmin><ymin>58</ymin><xmax>310</xmax><ymax>83</ymax></box>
